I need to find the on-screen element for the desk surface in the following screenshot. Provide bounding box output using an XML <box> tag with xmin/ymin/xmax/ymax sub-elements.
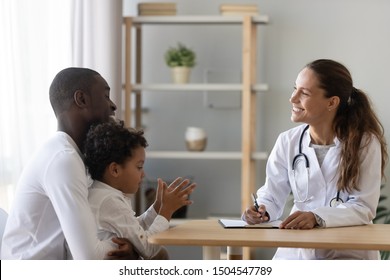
<box><xmin>149</xmin><ymin>219</ymin><xmax>390</xmax><ymax>250</ymax></box>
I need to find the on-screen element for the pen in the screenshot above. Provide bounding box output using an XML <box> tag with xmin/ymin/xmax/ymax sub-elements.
<box><xmin>251</xmin><ymin>193</ymin><xmax>259</xmax><ymax>212</ymax></box>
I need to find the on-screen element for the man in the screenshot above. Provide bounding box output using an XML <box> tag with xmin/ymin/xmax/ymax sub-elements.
<box><xmin>1</xmin><ymin>68</ymin><xmax>137</xmax><ymax>259</ymax></box>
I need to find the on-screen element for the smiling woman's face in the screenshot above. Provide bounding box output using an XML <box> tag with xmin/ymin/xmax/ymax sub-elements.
<box><xmin>289</xmin><ymin>67</ymin><xmax>332</xmax><ymax>126</ymax></box>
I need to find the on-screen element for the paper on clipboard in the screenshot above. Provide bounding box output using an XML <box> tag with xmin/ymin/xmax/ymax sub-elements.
<box><xmin>218</xmin><ymin>219</ymin><xmax>282</xmax><ymax>229</ymax></box>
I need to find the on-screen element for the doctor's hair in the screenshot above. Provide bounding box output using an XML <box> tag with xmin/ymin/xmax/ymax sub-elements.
<box><xmin>83</xmin><ymin>119</ymin><xmax>148</xmax><ymax>181</ymax></box>
<box><xmin>49</xmin><ymin>67</ymin><xmax>100</xmax><ymax>115</ymax></box>
<box><xmin>306</xmin><ymin>59</ymin><xmax>388</xmax><ymax>192</ymax></box>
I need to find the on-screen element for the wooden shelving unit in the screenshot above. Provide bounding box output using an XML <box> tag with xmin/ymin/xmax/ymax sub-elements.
<box><xmin>147</xmin><ymin>151</ymin><xmax>268</xmax><ymax>160</ymax></box>
<box><xmin>123</xmin><ymin>15</ymin><xmax>269</xmax><ymax>258</ymax></box>
<box><xmin>131</xmin><ymin>83</ymin><xmax>268</xmax><ymax>92</ymax></box>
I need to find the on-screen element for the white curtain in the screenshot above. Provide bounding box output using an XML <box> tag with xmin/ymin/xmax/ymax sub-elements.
<box><xmin>72</xmin><ymin>0</ymin><xmax>123</xmax><ymax>110</ymax></box>
<box><xmin>0</xmin><ymin>0</ymin><xmax>122</xmax><ymax>211</ymax></box>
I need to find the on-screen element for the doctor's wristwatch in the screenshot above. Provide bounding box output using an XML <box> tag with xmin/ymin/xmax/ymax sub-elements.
<box><xmin>314</xmin><ymin>213</ymin><xmax>325</xmax><ymax>228</ymax></box>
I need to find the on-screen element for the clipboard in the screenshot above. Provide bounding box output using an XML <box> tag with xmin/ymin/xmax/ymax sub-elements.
<box><xmin>218</xmin><ymin>219</ymin><xmax>282</xmax><ymax>229</ymax></box>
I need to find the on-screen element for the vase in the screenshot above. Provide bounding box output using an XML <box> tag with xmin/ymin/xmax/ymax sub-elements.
<box><xmin>185</xmin><ymin>127</ymin><xmax>207</xmax><ymax>152</ymax></box>
<box><xmin>171</xmin><ymin>67</ymin><xmax>191</xmax><ymax>84</ymax></box>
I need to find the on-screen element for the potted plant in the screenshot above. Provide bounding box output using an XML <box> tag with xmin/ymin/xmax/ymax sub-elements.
<box><xmin>164</xmin><ymin>42</ymin><xmax>196</xmax><ymax>84</ymax></box>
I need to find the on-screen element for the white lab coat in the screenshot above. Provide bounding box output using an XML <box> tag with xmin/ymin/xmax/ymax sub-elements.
<box><xmin>257</xmin><ymin>124</ymin><xmax>381</xmax><ymax>259</ymax></box>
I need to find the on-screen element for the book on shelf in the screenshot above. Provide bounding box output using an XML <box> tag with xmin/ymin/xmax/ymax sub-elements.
<box><xmin>139</xmin><ymin>10</ymin><xmax>176</xmax><ymax>16</ymax></box>
<box><xmin>138</xmin><ymin>2</ymin><xmax>176</xmax><ymax>16</ymax></box>
<box><xmin>220</xmin><ymin>4</ymin><xmax>258</xmax><ymax>16</ymax></box>
<box><xmin>138</xmin><ymin>2</ymin><xmax>176</xmax><ymax>10</ymax></box>
<box><xmin>220</xmin><ymin>11</ymin><xmax>258</xmax><ymax>16</ymax></box>
<box><xmin>220</xmin><ymin>4</ymin><xmax>258</xmax><ymax>11</ymax></box>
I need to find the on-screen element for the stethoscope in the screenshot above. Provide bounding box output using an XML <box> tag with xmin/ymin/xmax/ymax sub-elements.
<box><xmin>292</xmin><ymin>125</ymin><xmax>343</xmax><ymax>207</ymax></box>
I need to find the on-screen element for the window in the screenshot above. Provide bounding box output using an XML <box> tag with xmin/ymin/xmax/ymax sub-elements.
<box><xmin>0</xmin><ymin>0</ymin><xmax>72</xmax><ymax>211</ymax></box>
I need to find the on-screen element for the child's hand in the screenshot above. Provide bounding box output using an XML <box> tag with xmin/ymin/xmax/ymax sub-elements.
<box><xmin>152</xmin><ymin>178</ymin><xmax>165</xmax><ymax>213</ymax></box>
<box><xmin>157</xmin><ymin>177</ymin><xmax>196</xmax><ymax>220</ymax></box>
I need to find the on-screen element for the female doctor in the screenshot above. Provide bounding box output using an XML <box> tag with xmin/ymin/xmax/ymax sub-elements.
<box><xmin>242</xmin><ymin>59</ymin><xmax>388</xmax><ymax>259</ymax></box>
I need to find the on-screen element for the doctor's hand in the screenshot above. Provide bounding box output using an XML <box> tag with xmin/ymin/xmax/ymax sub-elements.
<box><xmin>279</xmin><ymin>211</ymin><xmax>317</xmax><ymax>230</ymax></box>
<box><xmin>242</xmin><ymin>205</ymin><xmax>270</xmax><ymax>225</ymax></box>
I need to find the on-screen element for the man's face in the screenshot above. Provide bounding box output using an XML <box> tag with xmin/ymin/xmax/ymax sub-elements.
<box><xmin>87</xmin><ymin>75</ymin><xmax>117</xmax><ymax>124</ymax></box>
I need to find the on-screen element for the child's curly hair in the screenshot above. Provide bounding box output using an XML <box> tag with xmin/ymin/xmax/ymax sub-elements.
<box><xmin>84</xmin><ymin>119</ymin><xmax>148</xmax><ymax>180</ymax></box>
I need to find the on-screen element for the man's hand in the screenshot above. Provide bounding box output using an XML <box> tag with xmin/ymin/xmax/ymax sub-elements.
<box><xmin>106</xmin><ymin>237</ymin><xmax>139</xmax><ymax>260</ymax></box>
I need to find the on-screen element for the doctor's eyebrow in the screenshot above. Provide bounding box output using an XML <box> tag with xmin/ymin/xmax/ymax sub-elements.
<box><xmin>294</xmin><ymin>84</ymin><xmax>313</xmax><ymax>93</ymax></box>
<box><xmin>294</xmin><ymin>85</ymin><xmax>310</xmax><ymax>91</ymax></box>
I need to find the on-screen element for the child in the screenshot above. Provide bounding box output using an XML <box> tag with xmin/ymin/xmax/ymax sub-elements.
<box><xmin>84</xmin><ymin>119</ymin><xmax>196</xmax><ymax>259</ymax></box>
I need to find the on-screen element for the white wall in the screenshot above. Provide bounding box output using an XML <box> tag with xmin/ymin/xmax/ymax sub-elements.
<box><xmin>123</xmin><ymin>0</ymin><xmax>390</xmax><ymax>220</ymax></box>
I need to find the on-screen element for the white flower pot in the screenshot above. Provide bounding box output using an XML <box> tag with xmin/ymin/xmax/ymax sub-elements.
<box><xmin>171</xmin><ymin>67</ymin><xmax>191</xmax><ymax>84</ymax></box>
<box><xmin>185</xmin><ymin>127</ymin><xmax>207</xmax><ymax>151</ymax></box>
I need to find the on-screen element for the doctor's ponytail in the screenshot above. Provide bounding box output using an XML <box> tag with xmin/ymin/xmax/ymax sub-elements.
<box><xmin>335</xmin><ymin>86</ymin><xmax>387</xmax><ymax>192</ymax></box>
